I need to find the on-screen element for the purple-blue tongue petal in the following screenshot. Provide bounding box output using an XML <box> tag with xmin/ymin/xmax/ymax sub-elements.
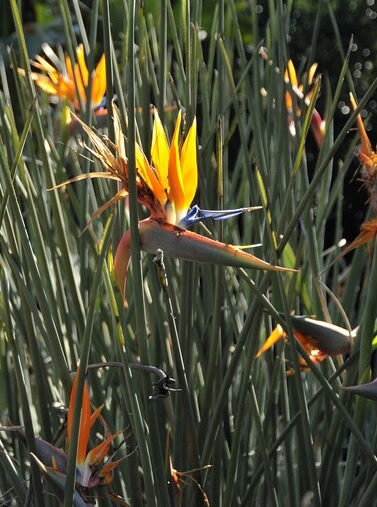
<box><xmin>179</xmin><ymin>205</ymin><xmax>262</xmax><ymax>228</ymax></box>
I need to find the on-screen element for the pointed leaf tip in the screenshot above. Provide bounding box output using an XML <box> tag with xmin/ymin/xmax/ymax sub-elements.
<box><xmin>341</xmin><ymin>379</ymin><xmax>377</xmax><ymax>401</ymax></box>
<box><xmin>139</xmin><ymin>219</ymin><xmax>298</xmax><ymax>273</ymax></box>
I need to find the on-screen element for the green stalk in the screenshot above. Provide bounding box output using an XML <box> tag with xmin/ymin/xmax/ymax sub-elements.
<box><xmin>199</xmin><ymin>115</ymin><xmax>224</xmax><ymax>441</ymax></box>
<box><xmin>158</xmin><ymin>0</ymin><xmax>167</xmax><ymax>119</ymax></box>
<box><xmin>0</xmin><ymin>254</ymin><xmax>54</xmax><ymax>441</ymax></box>
<box><xmin>357</xmin><ymin>469</ymin><xmax>377</xmax><ymax>507</ymax></box>
<box><xmin>11</xmin><ymin>0</ymin><xmax>86</xmax><ymax>343</ymax></box>
<box><xmin>58</xmin><ymin>0</ymin><xmax>83</xmax><ymax>111</ymax></box>
<box><xmin>182</xmin><ymin>0</ymin><xmax>191</xmax><ymax>108</ymax></box>
<box><xmin>0</xmin><ymin>142</ymin><xmax>71</xmax><ymax>394</ymax></box>
<box><xmin>0</xmin><ymin>97</ymin><xmax>35</xmax><ymax>227</ymax></box>
<box><xmin>173</xmin><ymin>259</ymin><xmax>196</xmax><ymax>474</ymax></box>
<box><xmin>126</xmin><ymin>1</ymin><xmax>168</xmax><ymax>505</ymax></box>
<box><xmin>154</xmin><ymin>251</ymin><xmax>201</xmax><ymax>475</ymax></box>
<box><xmin>167</xmin><ymin>0</ymin><xmax>186</xmax><ymax>89</ymax></box>
<box><xmin>1</xmin><ymin>278</ymin><xmax>46</xmax><ymax>507</ymax></box>
<box><xmin>0</xmin><ymin>438</ymin><xmax>28</xmax><ymax>504</ymax></box>
<box><xmin>241</xmin><ymin>356</ymin><xmax>355</xmax><ymax>504</ymax></box>
<box><xmin>277</xmin><ymin>67</ymin><xmax>377</xmax><ymax>256</ymax></box>
<box><xmin>109</xmin><ymin>10</ymin><xmax>167</xmax><ymax>505</ymax></box>
<box><xmin>197</xmin><ymin>3</ymin><xmax>227</xmax><ymax>448</ymax></box>
<box><xmin>223</xmin><ymin>333</ymin><xmax>279</xmax><ymax>507</ymax></box>
<box><xmin>339</xmin><ymin>240</ymin><xmax>377</xmax><ymax>506</ymax></box>
<box><xmin>1</xmin><ymin>81</ymin><xmax>73</xmax><ymax>348</ymax></box>
<box><xmin>202</xmin><ymin>274</ymin><xmax>271</xmax><ymax>464</ymax></box>
<box><xmin>101</xmin><ymin>260</ymin><xmax>148</xmax><ymax>506</ymax></box>
<box><xmin>77</xmin><ymin>0</ymin><xmax>100</xmax><ymax>304</ymax></box>
<box><xmin>101</xmin><ymin>0</ymin><xmax>115</xmax><ymax>138</ymax></box>
<box><xmin>278</xmin><ymin>293</ymin><xmax>322</xmax><ymax>505</ymax></box>
<box><xmin>71</xmin><ymin>0</ymin><xmax>89</xmax><ymax>50</ymax></box>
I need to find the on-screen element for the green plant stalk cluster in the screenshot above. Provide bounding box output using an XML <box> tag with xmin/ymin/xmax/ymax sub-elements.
<box><xmin>0</xmin><ymin>0</ymin><xmax>377</xmax><ymax>506</ymax></box>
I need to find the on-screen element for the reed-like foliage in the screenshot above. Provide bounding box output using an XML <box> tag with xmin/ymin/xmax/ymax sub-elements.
<box><xmin>1</xmin><ymin>1</ymin><xmax>377</xmax><ymax>506</ymax></box>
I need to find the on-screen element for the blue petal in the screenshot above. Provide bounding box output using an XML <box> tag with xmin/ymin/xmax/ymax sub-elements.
<box><xmin>179</xmin><ymin>205</ymin><xmax>261</xmax><ymax>229</ymax></box>
<box><xmin>94</xmin><ymin>94</ymin><xmax>118</xmax><ymax>111</ymax></box>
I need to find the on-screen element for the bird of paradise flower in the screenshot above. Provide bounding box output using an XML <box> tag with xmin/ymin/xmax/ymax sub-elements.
<box><xmin>256</xmin><ymin>315</ymin><xmax>354</xmax><ymax>372</ymax></box>
<box><xmin>19</xmin><ymin>43</ymin><xmax>106</xmax><ymax>111</ymax></box>
<box><xmin>329</xmin><ymin>93</ymin><xmax>377</xmax><ymax>261</ymax></box>
<box><xmin>28</xmin><ymin>369</ymin><xmax>126</xmax><ymax>505</ymax></box>
<box><xmin>52</xmin><ymin>106</ymin><xmax>297</xmax><ymax>300</ymax></box>
<box><xmin>284</xmin><ymin>59</ymin><xmax>325</xmax><ymax>148</ymax></box>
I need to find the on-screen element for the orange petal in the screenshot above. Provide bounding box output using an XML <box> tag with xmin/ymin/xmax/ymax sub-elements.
<box><xmin>307</xmin><ymin>63</ymin><xmax>319</xmax><ymax>86</ymax></box>
<box><xmin>76</xmin><ymin>45</ymin><xmax>89</xmax><ymax>85</ymax></box>
<box><xmin>68</xmin><ymin>369</ymin><xmax>92</xmax><ymax>465</ymax></box>
<box><xmin>179</xmin><ymin>117</ymin><xmax>198</xmax><ymax>214</ymax></box>
<box><xmin>335</xmin><ymin>218</ymin><xmax>377</xmax><ymax>260</ymax></box>
<box><xmin>91</xmin><ymin>53</ymin><xmax>107</xmax><ymax>108</ymax></box>
<box><xmin>256</xmin><ymin>324</ymin><xmax>286</xmax><ymax>358</ymax></box>
<box><xmin>74</xmin><ymin>44</ymin><xmax>88</xmax><ymax>103</ymax></box>
<box><xmin>151</xmin><ymin>109</ymin><xmax>170</xmax><ymax>191</ymax></box>
<box><xmin>90</xmin><ymin>404</ymin><xmax>104</xmax><ymax>429</ymax></box>
<box><xmin>33</xmin><ymin>54</ymin><xmax>60</xmax><ymax>79</ymax></box>
<box><xmin>135</xmin><ymin>142</ymin><xmax>166</xmax><ymax>209</ymax></box>
<box><xmin>285</xmin><ymin>59</ymin><xmax>298</xmax><ymax>87</ymax></box>
<box><xmin>350</xmin><ymin>92</ymin><xmax>373</xmax><ymax>160</ymax></box>
<box><xmin>31</xmin><ymin>74</ymin><xmax>61</xmax><ymax>95</ymax></box>
<box><xmin>289</xmin><ymin>315</ymin><xmax>352</xmax><ymax>356</ymax></box>
<box><xmin>98</xmin><ymin>454</ymin><xmax>129</xmax><ymax>485</ymax></box>
<box><xmin>85</xmin><ymin>430</ymin><xmax>123</xmax><ymax>468</ymax></box>
<box><xmin>168</xmin><ymin>111</ymin><xmax>186</xmax><ymax>215</ymax></box>
<box><xmin>284</xmin><ymin>60</ymin><xmax>298</xmax><ymax>111</ymax></box>
<box><xmin>294</xmin><ymin>331</ymin><xmax>329</xmax><ymax>364</ymax></box>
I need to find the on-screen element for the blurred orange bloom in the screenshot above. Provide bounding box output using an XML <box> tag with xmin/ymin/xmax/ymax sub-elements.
<box><xmin>284</xmin><ymin>59</ymin><xmax>325</xmax><ymax>147</ymax></box>
<box><xmin>21</xmin><ymin>43</ymin><xmax>106</xmax><ymax>110</ymax></box>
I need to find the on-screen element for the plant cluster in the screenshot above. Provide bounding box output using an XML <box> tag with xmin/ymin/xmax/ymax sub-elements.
<box><xmin>1</xmin><ymin>1</ymin><xmax>377</xmax><ymax>506</ymax></box>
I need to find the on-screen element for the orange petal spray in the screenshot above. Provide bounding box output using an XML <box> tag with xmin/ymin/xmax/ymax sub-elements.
<box><xmin>19</xmin><ymin>43</ymin><xmax>106</xmax><ymax>110</ymax></box>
